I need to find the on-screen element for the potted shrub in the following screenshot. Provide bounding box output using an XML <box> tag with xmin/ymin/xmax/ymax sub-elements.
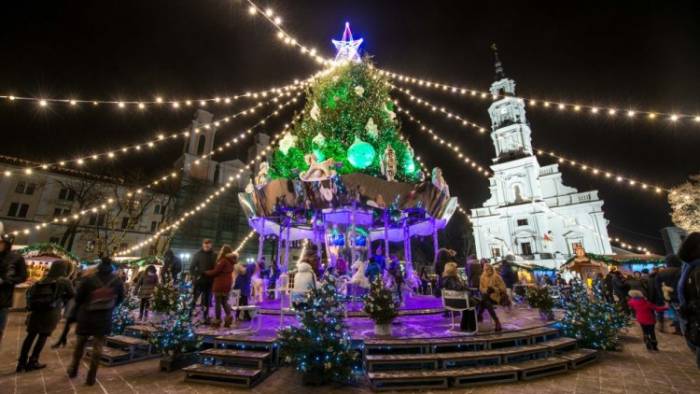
<box><xmin>149</xmin><ymin>282</ymin><xmax>201</xmax><ymax>371</ymax></box>
<box><xmin>526</xmin><ymin>286</ymin><xmax>555</xmax><ymax>321</ymax></box>
<box><xmin>363</xmin><ymin>277</ymin><xmax>400</xmax><ymax>336</ymax></box>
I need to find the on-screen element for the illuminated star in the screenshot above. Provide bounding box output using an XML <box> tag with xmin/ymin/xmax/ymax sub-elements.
<box><xmin>332</xmin><ymin>22</ymin><xmax>363</xmax><ymax>63</ymax></box>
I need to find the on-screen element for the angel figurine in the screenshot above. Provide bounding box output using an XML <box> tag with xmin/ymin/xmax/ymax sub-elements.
<box><xmin>255</xmin><ymin>162</ymin><xmax>270</xmax><ymax>188</ymax></box>
<box><xmin>431</xmin><ymin>167</ymin><xmax>450</xmax><ymax>196</ymax></box>
<box><xmin>380</xmin><ymin>145</ymin><xmax>397</xmax><ymax>182</ymax></box>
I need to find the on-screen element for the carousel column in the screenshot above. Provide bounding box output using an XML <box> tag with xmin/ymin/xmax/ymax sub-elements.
<box><xmin>276</xmin><ymin>226</ymin><xmax>284</xmax><ymax>272</ymax></box>
<box><xmin>283</xmin><ymin>223</ymin><xmax>291</xmax><ymax>270</ymax></box>
<box><xmin>402</xmin><ymin>221</ymin><xmax>414</xmax><ymax>298</ymax></box>
<box><xmin>432</xmin><ymin>218</ymin><xmax>439</xmax><ymax>264</ymax></box>
<box><xmin>350</xmin><ymin>202</ymin><xmax>357</xmax><ymax>265</ymax></box>
<box><xmin>383</xmin><ymin>209</ymin><xmax>390</xmax><ymax>259</ymax></box>
<box><xmin>256</xmin><ymin>219</ymin><xmax>265</xmax><ymax>262</ymax></box>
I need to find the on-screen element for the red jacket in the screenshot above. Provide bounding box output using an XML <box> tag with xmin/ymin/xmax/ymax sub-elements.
<box><xmin>628</xmin><ymin>297</ymin><xmax>667</xmax><ymax>325</ymax></box>
<box><xmin>206</xmin><ymin>256</ymin><xmax>235</xmax><ymax>294</ymax></box>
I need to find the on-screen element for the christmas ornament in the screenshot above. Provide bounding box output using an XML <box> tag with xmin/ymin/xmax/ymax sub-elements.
<box><xmin>384</xmin><ymin>103</ymin><xmax>396</xmax><ymax>121</ymax></box>
<box><xmin>365</xmin><ymin>117</ymin><xmax>379</xmax><ymax>139</ymax></box>
<box><xmin>347</xmin><ymin>135</ymin><xmax>376</xmax><ymax>169</ymax></box>
<box><xmin>312</xmin><ymin>131</ymin><xmax>326</xmax><ymax>147</ymax></box>
<box><xmin>255</xmin><ymin>162</ymin><xmax>271</xmax><ymax>188</ymax></box>
<box><xmin>354</xmin><ymin>85</ymin><xmax>365</xmax><ymax>97</ymax></box>
<box><xmin>310</xmin><ymin>102</ymin><xmax>321</xmax><ymax>121</ymax></box>
<box><xmin>332</xmin><ymin>22</ymin><xmax>363</xmax><ymax>63</ymax></box>
<box><xmin>380</xmin><ymin>145</ymin><xmax>397</xmax><ymax>182</ymax></box>
<box><xmin>403</xmin><ymin>144</ymin><xmax>416</xmax><ymax>174</ymax></box>
<box><xmin>279</xmin><ymin>133</ymin><xmax>297</xmax><ymax>155</ymax></box>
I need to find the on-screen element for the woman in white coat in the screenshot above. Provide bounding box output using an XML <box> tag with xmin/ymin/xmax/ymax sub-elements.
<box><xmin>292</xmin><ymin>262</ymin><xmax>317</xmax><ymax>303</ymax></box>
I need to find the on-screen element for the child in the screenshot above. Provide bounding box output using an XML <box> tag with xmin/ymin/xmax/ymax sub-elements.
<box><xmin>628</xmin><ymin>289</ymin><xmax>667</xmax><ymax>351</ymax></box>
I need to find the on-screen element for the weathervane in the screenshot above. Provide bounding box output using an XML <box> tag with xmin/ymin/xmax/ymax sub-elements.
<box><xmin>332</xmin><ymin>22</ymin><xmax>363</xmax><ymax>63</ymax></box>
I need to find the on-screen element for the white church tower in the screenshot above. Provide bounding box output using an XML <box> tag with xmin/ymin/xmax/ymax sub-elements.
<box><xmin>470</xmin><ymin>46</ymin><xmax>613</xmax><ymax>268</ymax></box>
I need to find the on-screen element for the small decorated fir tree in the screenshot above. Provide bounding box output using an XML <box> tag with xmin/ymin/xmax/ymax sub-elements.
<box><xmin>149</xmin><ymin>281</ymin><xmax>201</xmax><ymax>356</ymax></box>
<box><xmin>111</xmin><ymin>293</ymin><xmax>139</xmax><ymax>335</ymax></box>
<box><xmin>560</xmin><ymin>280</ymin><xmax>630</xmax><ymax>350</ymax></box>
<box><xmin>363</xmin><ymin>277</ymin><xmax>399</xmax><ymax>325</ymax></box>
<box><xmin>278</xmin><ymin>275</ymin><xmax>358</xmax><ymax>385</ymax></box>
<box><xmin>151</xmin><ymin>281</ymin><xmax>178</xmax><ymax>314</ymax></box>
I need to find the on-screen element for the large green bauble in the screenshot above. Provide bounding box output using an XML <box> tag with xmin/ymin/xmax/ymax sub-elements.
<box><xmin>347</xmin><ymin>136</ymin><xmax>376</xmax><ymax>169</ymax></box>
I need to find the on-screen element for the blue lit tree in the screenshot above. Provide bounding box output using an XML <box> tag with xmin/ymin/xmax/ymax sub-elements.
<box><xmin>149</xmin><ymin>281</ymin><xmax>201</xmax><ymax>356</ymax></box>
<box><xmin>278</xmin><ymin>275</ymin><xmax>358</xmax><ymax>385</ymax></box>
<box><xmin>111</xmin><ymin>293</ymin><xmax>138</xmax><ymax>335</ymax></box>
<box><xmin>560</xmin><ymin>280</ymin><xmax>630</xmax><ymax>350</ymax></box>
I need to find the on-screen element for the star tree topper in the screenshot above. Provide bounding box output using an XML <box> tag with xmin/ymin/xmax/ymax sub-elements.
<box><xmin>332</xmin><ymin>22</ymin><xmax>363</xmax><ymax>63</ymax></box>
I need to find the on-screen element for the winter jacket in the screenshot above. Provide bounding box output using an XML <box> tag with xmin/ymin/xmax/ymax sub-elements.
<box><xmin>656</xmin><ymin>266</ymin><xmax>681</xmax><ymax>303</ymax></box>
<box><xmin>189</xmin><ymin>249</ymin><xmax>216</xmax><ymax>286</ymax></box>
<box><xmin>442</xmin><ymin>275</ymin><xmax>467</xmax><ymax>292</ymax></box>
<box><xmin>74</xmin><ymin>269</ymin><xmax>125</xmax><ymax>336</ymax></box>
<box><xmin>162</xmin><ymin>252</ymin><xmax>182</xmax><ymax>282</ymax></box>
<box><xmin>480</xmin><ymin>272</ymin><xmax>507</xmax><ymax>304</ymax></box>
<box><xmin>206</xmin><ymin>256</ymin><xmax>235</xmax><ymax>294</ymax></box>
<box><xmin>293</xmin><ymin>262</ymin><xmax>317</xmax><ymax>293</ymax></box>
<box><xmin>612</xmin><ymin>274</ymin><xmax>629</xmax><ymax>300</ymax></box>
<box><xmin>678</xmin><ymin>259</ymin><xmax>700</xmax><ymax>308</ymax></box>
<box><xmin>134</xmin><ymin>272</ymin><xmax>158</xmax><ymax>299</ymax></box>
<box><xmin>646</xmin><ymin>273</ymin><xmax>661</xmax><ymax>306</ymax></box>
<box><xmin>499</xmin><ymin>262</ymin><xmax>517</xmax><ymax>289</ymax></box>
<box><xmin>465</xmin><ymin>262</ymin><xmax>482</xmax><ymax>289</ymax></box>
<box><xmin>628</xmin><ymin>296</ymin><xmax>667</xmax><ymax>325</ymax></box>
<box><xmin>25</xmin><ymin>277</ymin><xmax>74</xmax><ymax>334</ymax></box>
<box><xmin>364</xmin><ymin>261</ymin><xmax>383</xmax><ymax>283</ymax></box>
<box><xmin>233</xmin><ymin>263</ymin><xmax>255</xmax><ymax>297</ymax></box>
<box><xmin>0</xmin><ymin>250</ymin><xmax>28</xmax><ymax>308</ymax></box>
<box><xmin>388</xmin><ymin>260</ymin><xmax>404</xmax><ymax>286</ymax></box>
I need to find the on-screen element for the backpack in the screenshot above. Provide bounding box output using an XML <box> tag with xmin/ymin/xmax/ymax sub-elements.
<box><xmin>87</xmin><ymin>276</ymin><xmax>118</xmax><ymax>311</ymax></box>
<box><xmin>28</xmin><ymin>281</ymin><xmax>59</xmax><ymax>311</ymax></box>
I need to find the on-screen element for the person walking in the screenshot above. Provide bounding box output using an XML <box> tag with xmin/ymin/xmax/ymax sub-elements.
<box><xmin>134</xmin><ymin>265</ymin><xmax>158</xmax><ymax>321</ymax></box>
<box><xmin>0</xmin><ymin>234</ymin><xmax>28</xmax><ymax>346</ymax></box>
<box><xmin>68</xmin><ymin>257</ymin><xmax>124</xmax><ymax>386</ymax></box>
<box><xmin>499</xmin><ymin>255</ymin><xmax>517</xmax><ymax>310</ymax></box>
<box><xmin>478</xmin><ymin>263</ymin><xmax>505</xmax><ymax>332</ymax></box>
<box><xmin>17</xmin><ymin>260</ymin><xmax>74</xmax><ymax>372</ymax></box>
<box><xmin>233</xmin><ymin>259</ymin><xmax>256</xmax><ymax>321</ymax></box>
<box><xmin>190</xmin><ymin>239</ymin><xmax>216</xmax><ymax>324</ymax></box>
<box><xmin>656</xmin><ymin>254</ymin><xmax>682</xmax><ymax>335</ymax></box>
<box><xmin>162</xmin><ymin>249</ymin><xmax>182</xmax><ymax>284</ymax></box>
<box><xmin>628</xmin><ymin>289</ymin><xmax>667</xmax><ymax>351</ymax></box>
<box><xmin>52</xmin><ymin>269</ymin><xmax>86</xmax><ymax>348</ymax></box>
<box><xmin>677</xmin><ymin>232</ymin><xmax>700</xmax><ymax>367</ymax></box>
<box><xmin>205</xmin><ymin>245</ymin><xmax>236</xmax><ymax>328</ymax></box>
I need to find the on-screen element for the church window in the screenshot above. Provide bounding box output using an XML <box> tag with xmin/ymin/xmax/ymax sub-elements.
<box><xmin>196</xmin><ymin>135</ymin><xmax>206</xmax><ymax>156</ymax></box>
<box><xmin>517</xmin><ymin>218</ymin><xmax>528</xmax><ymax>226</ymax></box>
<box><xmin>490</xmin><ymin>246</ymin><xmax>501</xmax><ymax>258</ymax></box>
<box><xmin>521</xmin><ymin>242</ymin><xmax>533</xmax><ymax>256</ymax></box>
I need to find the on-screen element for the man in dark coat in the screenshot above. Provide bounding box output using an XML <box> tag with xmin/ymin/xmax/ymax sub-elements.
<box><xmin>0</xmin><ymin>234</ymin><xmax>28</xmax><ymax>346</ymax></box>
<box><xmin>189</xmin><ymin>239</ymin><xmax>216</xmax><ymax>323</ymax></box>
<box><xmin>68</xmin><ymin>258</ymin><xmax>124</xmax><ymax>386</ymax></box>
<box><xmin>657</xmin><ymin>254</ymin><xmax>682</xmax><ymax>334</ymax></box>
<box><xmin>161</xmin><ymin>249</ymin><xmax>182</xmax><ymax>284</ymax></box>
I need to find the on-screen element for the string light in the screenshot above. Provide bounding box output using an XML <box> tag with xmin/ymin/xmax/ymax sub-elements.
<box><xmin>0</xmin><ymin>76</ymin><xmax>308</xmax><ymax>110</ymax></box>
<box><xmin>234</xmin><ymin>230</ymin><xmax>256</xmax><ymax>254</ymax></box>
<box><xmin>116</xmin><ymin>110</ymin><xmax>304</xmax><ymax>256</ymax></box>
<box><xmin>0</xmin><ymin>85</ymin><xmax>306</xmax><ymax>178</ymax></box>
<box><xmin>610</xmin><ymin>236</ymin><xmax>653</xmax><ymax>255</ymax></box>
<box><xmin>243</xmin><ymin>0</ymin><xmax>333</xmax><ymax>66</ymax></box>
<box><xmin>393</xmin><ymin>101</ymin><xmax>491</xmax><ymax>177</ymax></box>
<box><xmin>2</xmin><ymin>93</ymin><xmax>304</xmax><ymax>240</ymax></box>
<box><xmin>391</xmin><ymin>85</ymin><xmax>487</xmax><ymax>135</ymax></box>
<box><xmin>384</xmin><ymin>69</ymin><xmax>700</xmax><ymax>125</ymax></box>
<box><xmin>535</xmin><ymin>149</ymin><xmax>669</xmax><ymax>195</ymax></box>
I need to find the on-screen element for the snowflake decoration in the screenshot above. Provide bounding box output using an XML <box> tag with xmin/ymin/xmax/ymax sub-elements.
<box><xmin>365</xmin><ymin>117</ymin><xmax>379</xmax><ymax>139</ymax></box>
<box><xmin>354</xmin><ymin>85</ymin><xmax>365</xmax><ymax>97</ymax></box>
<box><xmin>279</xmin><ymin>132</ymin><xmax>297</xmax><ymax>155</ymax></box>
<box><xmin>310</xmin><ymin>102</ymin><xmax>321</xmax><ymax>121</ymax></box>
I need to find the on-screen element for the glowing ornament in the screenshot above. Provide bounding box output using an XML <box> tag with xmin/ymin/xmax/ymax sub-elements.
<box><xmin>403</xmin><ymin>149</ymin><xmax>416</xmax><ymax>174</ymax></box>
<box><xmin>332</xmin><ymin>22</ymin><xmax>363</xmax><ymax>63</ymax></box>
<box><xmin>365</xmin><ymin>117</ymin><xmax>379</xmax><ymax>139</ymax></box>
<box><xmin>384</xmin><ymin>103</ymin><xmax>396</xmax><ymax>121</ymax></box>
<box><xmin>312</xmin><ymin>132</ymin><xmax>326</xmax><ymax>147</ymax></box>
<box><xmin>347</xmin><ymin>135</ymin><xmax>376</xmax><ymax>169</ymax></box>
<box><xmin>310</xmin><ymin>102</ymin><xmax>321</xmax><ymax>121</ymax></box>
<box><xmin>279</xmin><ymin>133</ymin><xmax>297</xmax><ymax>155</ymax></box>
<box><xmin>354</xmin><ymin>85</ymin><xmax>365</xmax><ymax>97</ymax></box>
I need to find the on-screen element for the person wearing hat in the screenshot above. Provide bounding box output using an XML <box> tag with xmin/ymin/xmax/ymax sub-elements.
<box><xmin>0</xmin><ymin>233</ymin><xmax>28</xmax><ymax>346</ymax></box>
<box><xmin>628</xmin><ymin>289</ymin><xmax>667</xmax><ymax>351</ymax></box>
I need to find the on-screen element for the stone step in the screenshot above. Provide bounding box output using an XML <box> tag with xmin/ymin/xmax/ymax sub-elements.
<box><xmin>107</xmin><ymin>335</ymin><xmax>150</xmax><ymax>347</ymax></box>
<box><xmin>368</xmin><ymin>356</ymin><xmax>574</xmax><ymax>390</ymax></box>
<box><xmin>183</xmin><ymin>363</ymin><xmax>262</xmax><ymax>388</ymax></box>
<box><xmin>559</xmin><ymin>348</ymin><xmax>598</xmax><ymax>369</ymax></box>
<box><xmin>199</xmin><ymin>349</ymin><xmax>271</xmax><ymax>369</ymax></box>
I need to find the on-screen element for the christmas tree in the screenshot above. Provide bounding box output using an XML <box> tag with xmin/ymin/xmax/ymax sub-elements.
<box><xmin>151</xmin><ymin>281</ymin><xmax>179</xmax><ymax>314</ymax></box>
<box><xmin>111</xmin><ymin>293</ymin><xmax>139</xmax><ymax>335</ymax></box>
<box><xmin>269</xmin><ymin>25</ymin><xmax>419</xmax><ymax>182</ymax></box>
<box><xmin>363</xmin><ymin>277</ymin><xmax>399</xmax><ymax>325</ymax></box>
<box><xmin>278</xmin><ymin>275</ymin><xmax>358</xmax><ymax>385</ymax></box>
<box><xmin>560</xmin><ymin>280</ymin><xmax>629</xmax><ymax>350</ymax></box>
<box><xmin>149</xmin><ymin>281</ymin><xmax>201</xmax><ymax>356</ymax></box>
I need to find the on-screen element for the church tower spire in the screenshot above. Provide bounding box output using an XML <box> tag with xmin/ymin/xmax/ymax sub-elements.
<box><xmin>491</xmin><ymin>43</ymin><xmax>506</xmax><ymax>81</ymax></box>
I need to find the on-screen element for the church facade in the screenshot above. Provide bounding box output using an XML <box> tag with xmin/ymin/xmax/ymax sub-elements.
<box><xmin>470</xmin><ymin>52</ymin><xmax>612</xmax><ymax>268</ymax></box>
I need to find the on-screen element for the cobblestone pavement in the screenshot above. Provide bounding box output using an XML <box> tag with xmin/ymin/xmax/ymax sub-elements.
<box><xmin>1</xmin><ymin>311</ymin><xmax>699</xmax><ymax>394</ymax></box>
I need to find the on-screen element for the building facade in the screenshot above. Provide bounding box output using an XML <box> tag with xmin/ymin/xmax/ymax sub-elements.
<box><xmin>0</xmin><ymin>157</ymin><xmax>173</xmax><ymax>259</ymax></box>
<box><xmin>470</xmin><ymin>51</ymin><xmax>613</xmax><ymax>268</ymax></box>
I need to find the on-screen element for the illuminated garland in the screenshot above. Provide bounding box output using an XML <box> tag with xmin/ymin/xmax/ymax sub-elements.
<box><xmin>234</xmin><ymin>230</ymin><xmax>256</xmax><ymax>254</ymax></box>
<box><xmin>382</xmin><ymin>69</ymin><xmax>700</xmax><ymax>125</ymax></box>
<box><xmin>1</xmin><ymin>75</ymin><xmax>308</xmax><ymax>110</ymax></box>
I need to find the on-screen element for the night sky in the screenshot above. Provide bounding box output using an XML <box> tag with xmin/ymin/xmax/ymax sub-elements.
<box><xmin>1</xmin><ymin>0</ymin><xmax>699</xmax><ymax>253</ymax></box>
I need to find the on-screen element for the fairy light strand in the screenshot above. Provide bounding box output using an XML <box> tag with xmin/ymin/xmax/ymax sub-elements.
<box><xmin>383</xmin><ymin>69</ymin><xmax>700</xmax><ymax>125</ymax></box>
<box><xmin>234</xmin><ymin>230</ymin><xmax>256</xmax><ymax>254</ymax></box>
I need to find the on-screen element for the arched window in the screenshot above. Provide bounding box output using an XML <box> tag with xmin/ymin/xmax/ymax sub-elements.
<box><xmin>196</xmin><ymin>135</ymin><xmax>206</xmax><ymax>156</ymax></box>
<box><xmin>513</xmin><ymin>184</ymin><xmax>523</xmax><ymax>202</ymax></box>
